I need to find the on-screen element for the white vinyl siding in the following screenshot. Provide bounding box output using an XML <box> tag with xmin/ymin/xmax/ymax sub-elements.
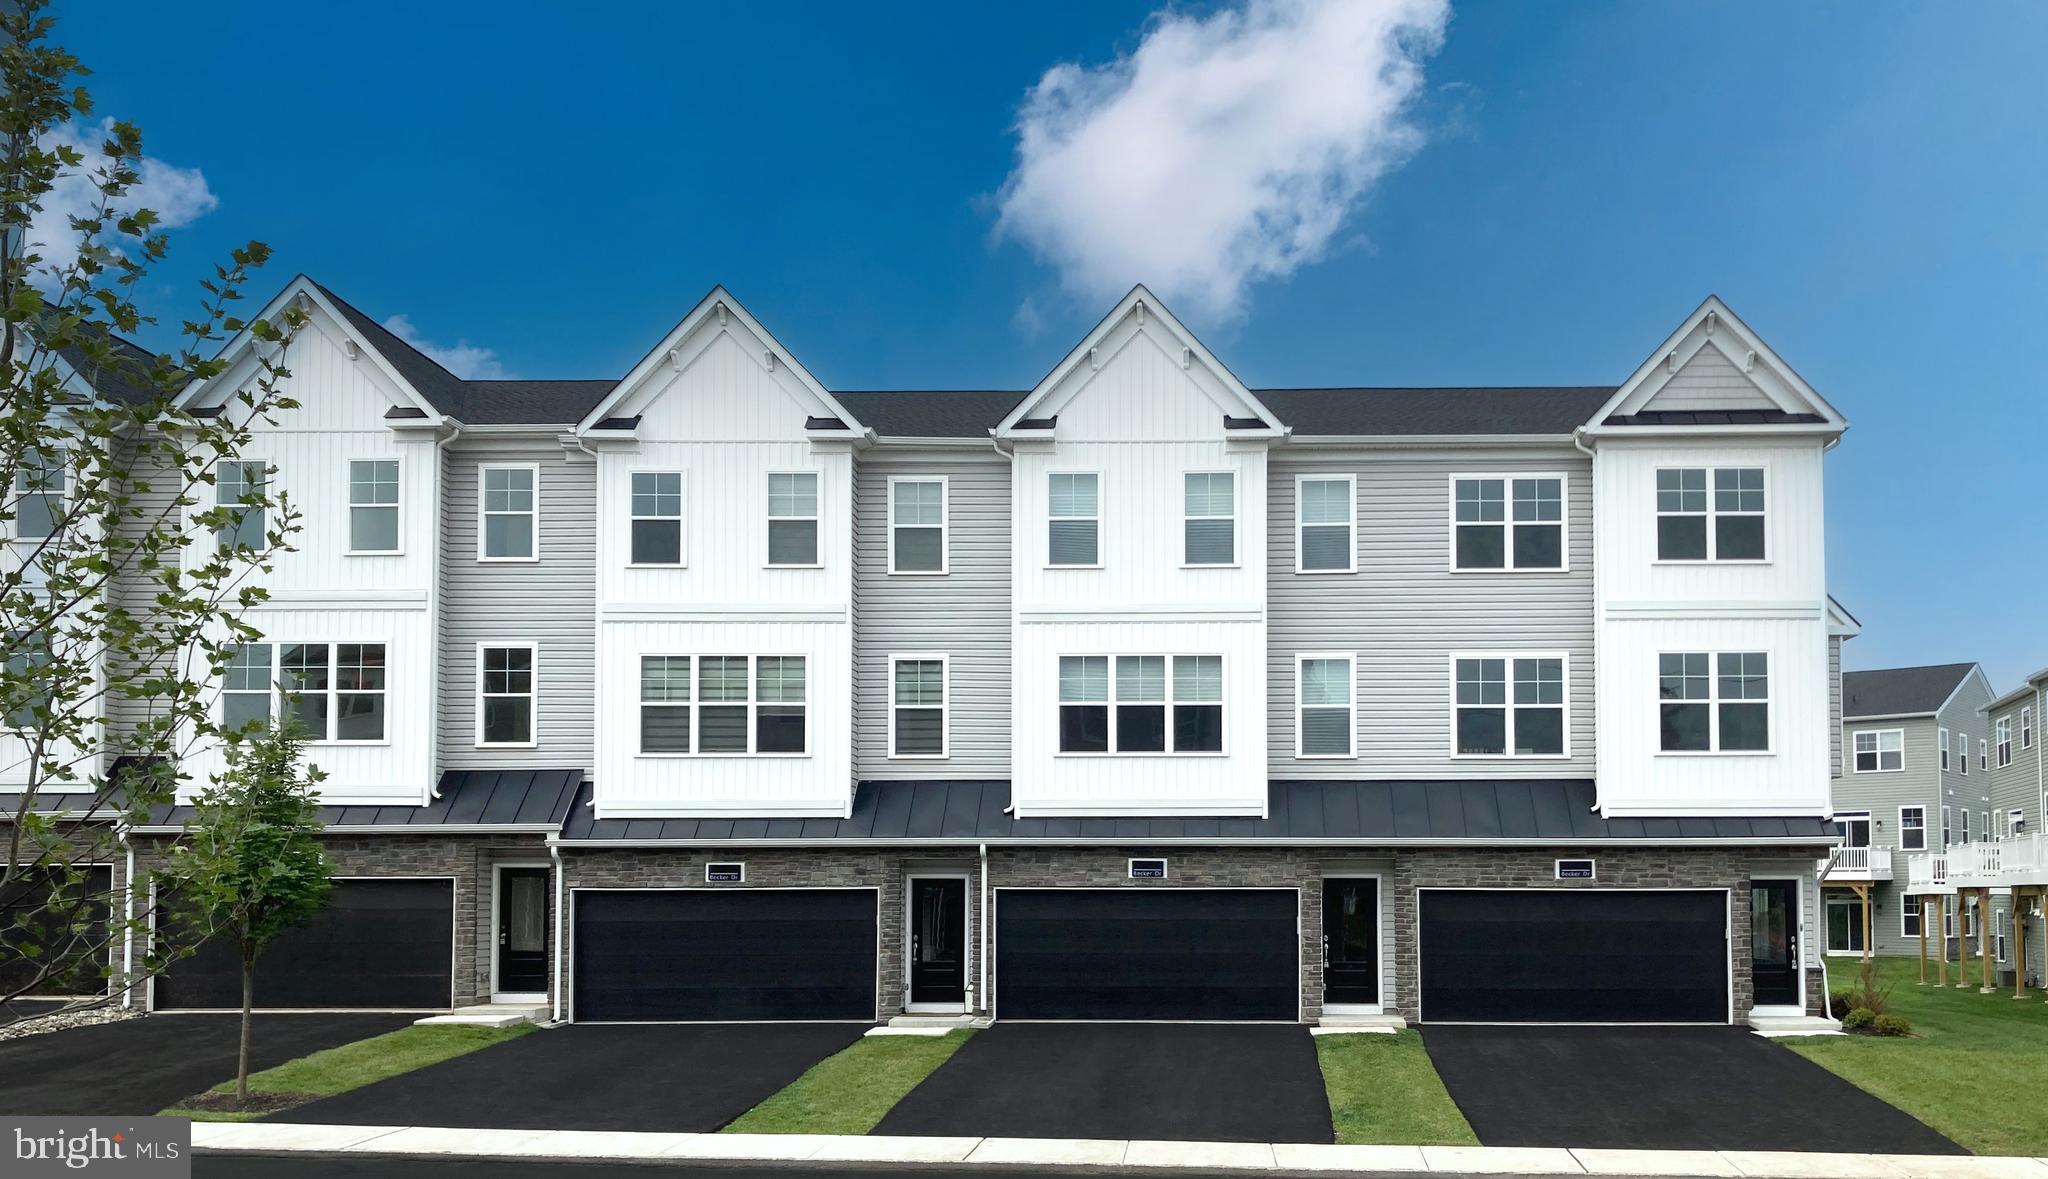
<box><xmin>1853</xmin><ymin>729</ymin><xmax>1903</xmax><ymax>773</ymax></box>
<box><xmin>1295</xmin><ymin>474</ymin><xmax>1354</xmax><ymax>573</ymax></box>
<box><xmin>1296</xmin><ymin>654</ymin><xmax>1354</xmax><ymax>759</ymax></box>
<box><xmin>479</xmin><ymin>464</ymin><xmax>538</xmax><ymax>561</ymax></box>
<box><xmin>1183</xmin><ymin>472</ymin><xmax>1235</xmax><ymax>566</ymax></box>
<box><xmin>1047</xmin><ymin>472</ymin><xmax>1100</xmax><ymax>567</ymax></box>
<box><xmin>889</xmin><ymin>477</ymin><xmax>947</xmax><ymax>574</ymax></box>
<box><xmin>347</xmin><ymin>459</ymin><xmax>400</xmax><ymax>554</ymax></box>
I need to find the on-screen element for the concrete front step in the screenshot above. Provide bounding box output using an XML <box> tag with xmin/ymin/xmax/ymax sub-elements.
<box><xmin>413</xmin><ymin>1004</ymin><xmax>547</xmax><ymax>1029</ymax></box>
<box><xmin>1747</xmin><ymin>1014</ymin><xmax>1844</xmax><ymax>1037</ymax></box>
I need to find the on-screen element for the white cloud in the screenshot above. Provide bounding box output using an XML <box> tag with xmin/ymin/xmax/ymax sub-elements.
<box><xmin>381</xmin><ymin>314</ymin><xmax>513</xmax><ymax>380</ymax></box>
<box><xmin>996</xmin><ymin>0</ymin><xmax>1450</xmax><ymax>321</ymax></box>
<box><xmin>27</xmin><ymin>118</ymin><xmax>219</xmax><ymax>287</ymax></box>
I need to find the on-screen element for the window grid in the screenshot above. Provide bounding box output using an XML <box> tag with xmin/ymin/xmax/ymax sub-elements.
<box><xmin>223</xmin><ymin>641</ymin><xmax>386</xmax><ymax>743</ymax></box>
<box><xmin>1898</xmin><ymin>805</ymin><xmax>1927</xmax><ymax>852</ymax></box>
<box><xmin>629</xmin><ymin>471</ymin><xmax>684</xmax><ymax>566</ymax></box>
<box><xmin>1940</xmin><ymin>727</ymin><xmax>1950</xmax><ymax>771</ymax></box>
<box><xmin>1182</xmin><ymin>472</ymin><xmax>1236</xmax><ymax>567</ymax></box>
<box><xmin>889</xmin><ymin>478</ymin><xmax>948</xmax><ymax>575</ymax></box>
<box><xmin>890</xmin><ymin>655</ymin><xmax>948</xmax><ymax>758</ymax></box>
<box><xmin>1451</xmin><ymin>654</ymin><xmax>1568</xmax><ymax>758</ymax></box>
<box><xmin>1998</xmin><ymin>718</ymin><xmax>2013</xmax><ymax>768</ymax></box>
<box><xmin>638</xmin><ymin>655</ymin><xmax>691</xmax><ymax>753</ymax></box>
<box><xmin>1658</xmin><ymin>651</ymin><xmax>1770</xmax><ymax>753</ymax></box>
<box><xmin>1296</xmin><ymin>475</ymin><xmax>1355</xmax><ymax>573</ymax></box>
<box><xmin>637</xmin><ymin>655</ymin><xmax>808</xmax><ymax>756</ymax></box>
<box><xmin>216</xmin><ymin>460</ymin><xmax>267</xmax><ymax>551</ymax></box>
<box><xmin>1057</xmin><ymin>654</ymin><xmax>1223</xmax><ymax>755</ymax></box>
<box><xmin>1450</xmin><ymin>475</ymin><xmax>1565</xmax><ymax>572</ymax></box>
<box><xmin>1852</xmin><ymin>729</ymin><xmax>1904</xmax><ymax>773</ymax></box>
<box><xmin>477</xmin><ymin>644</ymin><xmax>537</xmax><ymax>747</ymax></box>
<box><xmin>766</xmin><ymin>472</ymin><xmax>820</xmax><ymax>567</ymax></box>
<box><xmin>479</xmin><ymin>465</ymin><xmax>537</xmax><ymax>561</ymax></box>
<box><xmin>1655</xmin><ymin>466</ymin><xmax>1766</xmax><ymax>561</ymax></box>
<box><xmin>1296</xmin><ymin>654</ymin><xmax>1354</xmax><ymax>759</ymax></box>
<box><xmin>2024</xmin><ymin>707</ymin><xmax>2035</xmax><ymax>750</ymax></box>
<box><xmin>1047</xmin><ymin>472</ymin><xmax>1100</xmax><ymax>567</ymax></box>
<box><xmin>347</xmin><ymin>459</ymin><xmax>400</xmax><ymax>554</ymax></box>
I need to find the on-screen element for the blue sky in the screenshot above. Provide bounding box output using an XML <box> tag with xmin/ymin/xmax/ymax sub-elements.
<box><xmin>63</xmin><ymin>1</ymin><xmax>2048</xmax><ymax>686</ymax></box>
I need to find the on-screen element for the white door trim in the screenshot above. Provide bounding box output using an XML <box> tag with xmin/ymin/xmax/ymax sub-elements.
<box><xmin>904</xmin><ymin>872</ymin><xmax>972</xmax><ymax>1013</ymax></box>
<box><xmin>490</xmin><ymin>861</ymin><xmax>554</xmax><ymax>1004</ymax></box>
<box><xmin>1319</xmin><ymin>872</ymin><xmax>1386</xmax><ymax>1016</ymax></box>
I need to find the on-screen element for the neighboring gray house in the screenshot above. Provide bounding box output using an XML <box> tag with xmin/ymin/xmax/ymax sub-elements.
<box><xmin>1829</xmin><ymin>661</ymin><xmax>1995</xmax><ymax>959</ymax></box>
<box><xmin>1980</xmin><ymin>669</ymin><xmax>2048</xmax><ymax>985</ymax></box>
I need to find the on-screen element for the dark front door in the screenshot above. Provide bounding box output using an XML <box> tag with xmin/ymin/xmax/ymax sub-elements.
<box><xmin>497</xmin><ymin>868</ymin><xmax>549</xmax><ymax>995</ymax></box>
<box><xmin>1750</xmin><ymin>880</ymin><xmax>1800</xmax><ymax>1007</ymax></box>
<box><xmin>1322</xmin><ymin>878</ymin><xmax>1379</xmax><ymax>1006</ymax></box>
<box><xmin>909</xmin><ymin>878</ymin><xmax>966</xmax><ymax>1007</ymax></box>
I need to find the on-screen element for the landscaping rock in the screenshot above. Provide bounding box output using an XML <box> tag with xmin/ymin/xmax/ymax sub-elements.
<box><xmin>0</xmin><ymin>1001</ymin><xmax>141</xmax><ymax>1043</ymax></box>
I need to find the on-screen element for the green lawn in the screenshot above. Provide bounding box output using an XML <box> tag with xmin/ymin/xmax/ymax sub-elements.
<box><xmin>723</xmin><ymin>1030</ymin><xmax>973</xmax><ymax>1135</ymax></box>
<box><xmin>1785</xmin><ymin>955</ymin><xmax>2048</xmax><ymax>1156</ymax></box>
<box><xmin>1317</xmin><ymin>1030</ymin><xmax>1477</xmax><ymax>1146</ymax></box>
<box><xmin>161</xmin><ymin>1023</ymin><xmax>533</xmax><ymax>1122</ymax></box>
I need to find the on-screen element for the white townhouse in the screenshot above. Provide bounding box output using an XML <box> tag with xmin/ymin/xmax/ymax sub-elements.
<box><xmin>31</xmin><ymin>277</ymin><xmax>1853</xmax><ymax>1028</ymax></box>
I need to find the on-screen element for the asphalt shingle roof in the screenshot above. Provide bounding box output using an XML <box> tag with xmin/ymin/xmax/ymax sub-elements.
<box><xmin>1842</xmin><ymin>663</ymin><xmax>1980</xmax><ymax>719</ymax></box>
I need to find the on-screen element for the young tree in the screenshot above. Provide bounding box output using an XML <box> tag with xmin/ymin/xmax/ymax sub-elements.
<box><xmin>167</xmin><ymin>720</ymin><xmax>330</xmax><ymax>1104</ymax></box>
<box><xmin>0</xmin><ymin>0</ymin><xmax>306</xmax><ymax>1008</ymax></box>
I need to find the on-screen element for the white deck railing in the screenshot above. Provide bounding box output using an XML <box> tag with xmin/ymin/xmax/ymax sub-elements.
<box><xmin>1906</xmin><ymin>852</ymin><xmax>1950</xmax><ymax>891</ymax></box>
<box><xmin>1821</xmin><ymin>845</ymin><xmax>1894</xmax><ymax>880</ymax></box>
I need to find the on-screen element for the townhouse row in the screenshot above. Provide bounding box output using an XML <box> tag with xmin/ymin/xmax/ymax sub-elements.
<box><xmin>15</xmin><ymin>279</ymin><xmax>1853</xmax><ymax>1028</ymax></box>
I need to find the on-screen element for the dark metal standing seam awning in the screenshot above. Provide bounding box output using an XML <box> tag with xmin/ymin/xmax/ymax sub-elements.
<box><xmin>127</xmin><ymin>769</ymin><xmax>584</xmax><ymax>833</ymax></box>
<box><xmin>555</xmin><ymin>779</ymin><xmax>1836</xmax><ymax>845</ymax></box>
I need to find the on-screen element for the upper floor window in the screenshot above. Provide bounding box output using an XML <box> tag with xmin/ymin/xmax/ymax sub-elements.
<box><xmin>1453</xmin><ymin>654</ymin><xmax>1566</xmax><ymax>758</ymax></box>
<box><xmin>1940</xmin><ymin>727</ymin><xmax>1950</xmax><ymax>770</ymax></box>
<box><xmin>767</xmin><ymin>472</ymin><xmax>819</xmax><ymax>567</ymax></box>
<box><xmin>348</xmin><ymin>460</ymin><xmax>400</xmax><ymax>554</ymax></box>
<box><xmin>890</xmin><ymin>655</ymin><xmax>947</xmax><ymax>758</ymax></box>
<box><xmin>1047</xmin><ymin>473</ymin><xmax>1099</xmax><ymax>567</ymax></box>
<box><xmin>638</xmin><ymin>655</ymin><xmax>691</xmax><ymax>753</ymax></box>
<box><xmin>889</xmin><ymin>478</ymin><xmax>947</xmax><ymax>574</ymax></box>
<box><xmin>1853</xmin><ymin>729</ymin><xmax>1903</xmax><ymax>773</ymax></box>
<box><xmin>1899</xmin><ymin>805</ymin><xmax>1927</xmax><ymax>852</ymax></box>
<box><xmin>477</xmin><ymin>643</ymin><xmax>536</xmax><ymax>747</ymax></box>
<box><xmin>480</xmin><ymin>464</ymin><xmax>537</xmax><ymax>561</ymax></box>
<box><xmin>1296</xmin><ymin>475</ymin><xmax>1354</xmax><ymax>573</ymax></box>
<box><xmin>1659</xmin><ymin>651</ymin><xmax>1768</xmax><ymax>752</ymax></box>
<box><xmin>216</xmin><ymin>460</ymin><xmax>267</xmax><ymax>551</ymax></box>
<box><xmin>3</xmin><ymin>631</ymin><xmax>51</xmax><ymax>729</ymax></box>
<box><xmin>1183</xmin><ymin>472</ymin><xmax>1235</xmax><ymax>566</ymax></box>
<box><xmin>1057</xmin><ymin>654</ymin><xmax>1221</xmax><ymax>754</ymax></box>
<box><xmin>1998</xmin><ymin>718</ymin><xmax>2013</xmax><ymax>768</ymax></box>
<box><xmin>2025</xmin><ymin>707</ymin><xmax>2035</xmax><ymax>750</ymax></box>
<box><xmin>1979</xmin><ymin>738</ymin><xmax>1988</xmax><ymax>771</ymax></box>
<box><xmin>639</xmin><ymin>655</ymin><xmax>807</xmax><ymax>756</ymax></box>
<box><xmin>1452</xmin><ymin>476</ymin><xmax>1563</xmax><ymax>571</ymax></box>
<box><xmin>1655</xmin><ymin>467</ymin><xmax>1765</xmax><ymax>561</ymax></box>
<box><xmin>13</xmin><ymin>450</ymin><xmax>63</xmax><ymax>540</ymax></box>
<box><xmin>1296</xmin><ymin>654</ymin><xmax>1354</xmax><ymax>759</ymax></box>
<box><xmin>630</xmin><ymin>471</ymin><xmax>684</xmax><ymax>566</ymax></box>
<box><xmin>1833</xmin><ymin>811</ymin><xmax>1871</xmax><ymax>847</ymax></box>
<box><xmin>224</xmin><ymin>641</ymin><xmax>385</xmax><ymax>742</ymax></box>
<box><xmin>1941</xmin><ymin>805</ymin><xmax>1953</xmax><ymax>847</ymax></box>
<box><xmin>1959</xmin><ymin>732</ymin><xmax>1970</xmax><ymax>775</ymax></box>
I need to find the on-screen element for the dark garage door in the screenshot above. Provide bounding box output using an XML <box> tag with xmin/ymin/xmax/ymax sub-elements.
<box><xmin>1420</xmin><ymin>889</ymin><xmax>1728</xmax><ymax>1023</ymax></box>
<box><xmin>0</xmin><ymin>865</ymin><xmax>112</xmax><ymax>997</ymax></box>
<box><xmin>996</xmin><ymin>889</ymin><xmax>1299</xmax><ymax>1021</ymax></box>
<box><xmin>154</xmin><ymin>879</ymin><xmax>453</xmax><ymax>1010</ymax></box>
<box><xmin>573</xmin><ymin>889</ymin><xmax>877</xmax><ymax>1022</ymax></box>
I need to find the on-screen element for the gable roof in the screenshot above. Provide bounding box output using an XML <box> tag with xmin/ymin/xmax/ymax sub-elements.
<box><xmin>1842</xmin><ymin>663</ymin><xmax>1982</xmax><ymax>720</ymax></box>
<box><xmin>1588</xmin><ymin>295</ymin><xmax>1846</xmax><ymax>435</ymax></box>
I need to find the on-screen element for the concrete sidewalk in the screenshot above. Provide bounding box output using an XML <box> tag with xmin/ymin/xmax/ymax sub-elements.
<box><xmin>194</xmin><ymin>1122</ymin><xmax>2048</xmax><ymax>1178</ymax></box>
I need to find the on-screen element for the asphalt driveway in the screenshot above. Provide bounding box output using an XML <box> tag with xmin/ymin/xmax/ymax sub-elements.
<box><xmin>289</xmin><ymin>1023</ymin><xmax>867</xmax><ymax>1132</ymax></box>
<box><xmin>874</xmin><ymin>1023</ymin><xmax>1334</xmax><ymax>1144</ymax></box>
<box><xmin>0</xmin><ymin>1012</ymin><xmax>414</xmax><ymax>1116</ymax></box>
<box><xmin>1421</xmin><ymin>1025</ymin><xmax>1963</xmax><ymax>1153</ymax></box>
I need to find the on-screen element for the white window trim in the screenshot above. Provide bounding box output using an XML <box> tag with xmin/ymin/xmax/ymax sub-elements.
<box><xmin>1940</xmin><ymin>726</ymin><xmax>1950</xmax><ymax>770</ymax></box>
<box><xmin>765</xmin><ymin>470</ymin><xmax>823</xmax><ymax>569</ymax></box>
<box><xmin>1652</xmin><ymin>465</ymin><xmax>1770</xmax><ymax>564</ymax></box>
<box><xmin>1295</xmin><ymin>652</ymin><xmax>1355</xmax><ymax>760</ymax></box>
<box><xmin>1980</xmin><ymin>738</ymin><xmax>1989</xmax><ymax>771</ymax></box>
<box><xmin>212</xmin><ymin>458</ymin><xmax>269</xmax><ymax>551</ymax></box>
<box><xmin>1655</xmin><ymin>650</ymin><xmax>1773</xmax><ymax>756</ymax></box>
<box><xmin>888</xmin><ymin>652</ymin><xmax>950</xmax><ymax>760</ymax></box>
<box><xmin>1046</xmin><ymin>470</ymin><xmax>1102</xmax><ymax>569</ymax></box>
<box><xmin>1901</xmin><ymin>897</ymin><xmax>1922</xmax><ymax>939</ymax></box>
<box><xmin>1851</xmin><ymin>728</ymin><xmax>1905</xmax><ymax>773</ymax></box>
<box><xmin>1448</xmin><ymin>651</ymin><xmax>1572</xmax><ymax>760</ymax></box>
<box><xmin>1446</xmin><ymin>472</ymin><xmax>1570</xmax><ymax>573</ymax></box>
<box><xmin>1941</xmin><ymin>804</ymin><xmax>1954</xmax><ymax>848</ymax></box>
<box><xmin>1980</xmin><ymin>809</ymin><xmax>1991</xmax><ymax>842</ymax></box>
<box><xmin>221</xmin><ymin>640</ymin><xmax>391</xmax><ymax>746</ymax></box>
<box><xmin>1294</xmin><ymin>473</ymin><xmax>1356</xmax><ymax>575</ymax></box>
<box><xmin>1998</xmin><ymin>717</ymin><xmax>2013</xmax><ymax>768</ymax></box>
<box><xmin>887</xmin><ymin>476</ymin><xmax>949</xmax><ymax>576</ymax></box>
<box><xmin>1834</xmin><ymin>810</ymin><xmax>1873</xmax><ymax>847</ymax></box>
<box><xmin>1181</xmin><ymin>469</ymin><xmax>1238</xmax><ymax>569</ymax></box>
<box><xmin>9</xmin><ymin>447</ymin><xmax>66</xmax><ymax>545</ymax></box>
<box><xmin>634</xmin><ymin>654</ymin><xmax>811</xmax><ymax>759</ymax></box>
<box><xmin>345</xmin><ymin>456</ymin><xmax>403</xmax><ymax>557</ymax></box>
<box><xmin>2023</xmin><ymin>706</ymin><xmax>2034</xmax><ymax>750</ymax></box>
<box><xmin>475</xmin><ymin>641</ymin><xmax>540</xmax><ymax>749</ymax></box>
<box><xmin>1056</xmin><ymin>654</ymin><xmax>1227</xmax><ymax>757</ymax></box>
<box><xmin>1898</xmin><ymin>804</ymin><xmax>1928</xmax><ymax>852</ymax></box>
<box><xmin>626</xmin><ymin>468</ymin><xmax>687</xmax><ymax>568</ymax></box>
<box><xmin>477</xmin><ymin>463</ymin><xmax>540</xmax><ymax>563</ymax></box>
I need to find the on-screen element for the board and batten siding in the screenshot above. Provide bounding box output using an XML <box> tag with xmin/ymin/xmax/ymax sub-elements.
<box><xmin>438</xmin><ymin>441</ymin><xmax>595</xmax><ymax>775</ymax></box>
<box><xmin>1265</xmin><ymin>451</ymin><xmax>1595</xmax><ymax>778</ymax></box>
<box><xmin>851</xmin><ymin>456</ymin><xmax>1011</xmax><ymax>779</ymax></box>
<box><xmin>1829</xmin><ymin>636</ymin><xmax>1843</xmax><ymax>780</ymax></box>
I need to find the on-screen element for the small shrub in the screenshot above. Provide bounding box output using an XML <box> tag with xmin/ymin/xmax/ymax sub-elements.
<box><xmin>1842</xmin><ymin>1006</ymin><xmax>1876</xmax><ymax>1030</ymax></box>
<box><xmin>1837</xmin><ymin>958</ymin><xmax>1891</xmax><ymax>1017</ymax></box>
<box><xmin>1828</xmin><ymin>992</ymin><xmax>1852</xmax><ymax>1019</ymax></box>
<box><xmin>1872</xmin><ymin>1013</ymin><xmax>1912</xmax><ymax>1037</ymax></box>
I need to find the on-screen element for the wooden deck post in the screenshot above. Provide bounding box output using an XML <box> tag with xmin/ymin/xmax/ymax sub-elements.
<box><xmin>1980</xmin><ymin>888</ymin><xmax>1995</xmax><ymax>993</ymax></box>
<box><xmin>1918</xmin><ymin>894</ymin><xmax>1929</xmax><ymax>985</ymax></box>
<box><xmin>1859</xmin><ymin>883</ymin><xmax>1873</xmax><ymax>962</ymax></box>
<box><xmin>1956</xmin><ymin>894</ymin><xmax>1971</xmax><ymax>987</ymax></box>
<box><xmin>1938</xmin><ymin>896</ymin><xmax>1949</xmax><ymax>986</ymax></box>
<box><xmin>2015</xmin><ymin>888</ymin><xmax>2030</xmax><ymax>1000</ymax></box>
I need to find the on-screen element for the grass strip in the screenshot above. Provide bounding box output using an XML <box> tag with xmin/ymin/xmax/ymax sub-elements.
<box><xmin>723</xmin><ymin>1029</ymin><xmax>972</xmax><ymax>1135</ymax></box>
<box><xmin>1317</xmin><ymin>1029</ymin><xmax>1478</xmax><ymax>1146</ymax></box>
<box><xmin>161</xmin><ymin>1022</ymin><xmax>533</xmax><ymax>1122</ymax></box>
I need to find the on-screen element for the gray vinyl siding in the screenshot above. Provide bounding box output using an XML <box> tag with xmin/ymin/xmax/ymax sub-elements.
<box><xmin>1983</xmin><ymin>690</ymin><xmax>2042</xmax><ymax>832</ymax></box>
<box><xmin>1266</xmin><ymin>452</ymin><xmax>1595</xmax><ymax>777</ymax></box>
<box><xmin>1937</xmin><ymin>676</ymin><xmax>1996</xmax><ymax>843</ymax></box>
<box><xmin>1642</xmin><ymin>347</ymin><xmax>1780</xmax><ymax>413</ymax></box>
<box><xmin>851</xmin><ymin>456</ymin><xmax>1011</xmax><ymax>778</ymax></box>
<box><xmin>1832</xmin><ymin>716</ymin><xmax>1938</xmax><ymax>956</ymax></box>
<box><xmin>438</xmin><ymin>443</ymin><xmax>594</xmax><ymax>774</ymax></box>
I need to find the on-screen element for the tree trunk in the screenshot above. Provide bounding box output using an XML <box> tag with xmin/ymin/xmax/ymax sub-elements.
<box><xmin>236</xmin><ymin>941</ymin><xmax>254</xmax><ymax>1104</ymax></box>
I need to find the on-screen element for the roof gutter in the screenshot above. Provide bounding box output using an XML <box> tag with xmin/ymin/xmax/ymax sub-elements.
<box><xmin>128</xmin><ymin>823</ymin><xmax>565</xmax><ymax>836</ymax></box>
<box><xmin>1282</xmin><ymin>433</ymin><xmax>1579</xmax><ymax>448</ymax></box>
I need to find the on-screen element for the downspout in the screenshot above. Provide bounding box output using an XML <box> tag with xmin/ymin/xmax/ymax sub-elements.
<box><xmin>978</xmin><ymin>842</ymin><xmax>990</xmax><ymax>1021</ymax></box>
<box><xmin>549</xmin><ymin>839</ymin><xmax>566</xmax><ymax>1025</ymax></box>
<box><xmin>1571</xmin><ymin>427</ymin><xmax>1602</xmax><ymax>813</ymax></box>
<box><xmin>119</xmin><ymin>824</ymin><xmax>135</xmax><ymax>1010</ymax></box>
<box><xmin>427</xmin><ymin>421</ymin><xmax>464</xmax><ymax>800</ymax></box>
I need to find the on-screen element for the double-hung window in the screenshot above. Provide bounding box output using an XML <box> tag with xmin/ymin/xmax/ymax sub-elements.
<box><xmin>14</xmin><ymin>450</ymin><xmax>63</xmax><ymax>540</ymax></box>
<box><xmin>767</xmin><ymin>473</ymin><xmax>819</xmax><ymax>566</ymax></box>
<box><xmin>2024</xmin><ymin>707</ymin><xmax>2035</xmax><ymax>750</ymax></box>
<box><xmin>480</xmin><ymin>465</ymin><xmax>537</xmax><ymax>560</ymax></box>
<box><xmin>639</xmin><ymin>656</ymin><xmax>691</xmax><ymax>752</ymax></box>
<box><xmin>348</xmin><ymin>460</ymin><xmax>400</xmax><ymax>553</ymax></box>
<box><xmin>225</xmin><ymin>642</ymin><xmax>386</xmax><ymax>742</ymax></box>
<box><xmin>1998</xmin><ymin>718</ymin><xmax>2013</xmax><ymax>768</ymax></box>
<box><xmin>1183</xmin><ymin>473</ymin><xmax>1235</xmax><ymax>566</ymax></box>
<box><xmin>1899</xmin><ymin>805</ymin><xmax>1927</xmax><ymax>852</ymax></box>
<box><xmin>1451</xmin><ymin>475</ymin><xmax>1564</xmax><ymax>570</ymax></box>
<box><xmin>1296</xmin><ymin>654</ymin><xmax>1354</xmax><ymax>758</ymax></box>
<box><xmin>216</xmin><ymin>460</ymin><xmax>267</xmax><ymax>551</ymax></box>
<box><xmin>1940</xmin><ymin>727</ymin><xmax>1950</xmax><ymax>770</ymax></box>
<box><xmin>890</xmin><ymin>655</ymin><xmax>947</xmax><ymax>757</ymax></box>
<box><xmin>1656</xmin><ymin>467</ymin><xmax>1765</xmax><ymax>561</ymax></box>
<box><xmin>889</xmin><ymin>478</ymin><xmax>946</xmax><ymax>573</ymax></box>
<box><xmin>3</xmin><ymin>631</ymin><xmax>51</xmax><ymax>729</ymax></box>
<box><xmin>1959</xmin><ymin>733</ymin><xmax>1970</xmax><ymax>775</ymax></box>
<box><xmin>1057</xmin><ymin>654</ymin><xmax>1222</xmax><ymax>753</ymax></box>
<box><xmin>1296</xmin><ymin>475</ymin><xmax>1354</xmax><ymax>572</ymax></box>
<box><xmin>1047</xmin><ymin>473</ymin><xmax>1099</xmax><ymax>566</ymax></box>
<box><xmin>1941</xmin><ymin>805</ymin><xmax>1953</xmax><ymax>847</ymax></box>
<box><xmin>1902</xmin><ymin>900</ymin><xmax>1922</xmax><ymax>939</ymax></box>
<box><xmin>478</xmin><ymin>644</ymin><xmax>537</xmax><ymax>746</ymax></box>
<box><xmin>682</xmin><ymin>655</ymin><xmax>805</xmax><ymax>754</ymax></box>
<box><xmin>1852</xmin><ymin>729</ymin><xmax>1903</xmax><ymax>772</ymax></box>
<box><xmin>1453</xmin><ymin>654</ymin><xmax>1566</xmax><ymax>757</ymax></box>
<box><xmin>630</xmin><ymin>472</ymin><xmax>684</xmax><ymax>565</ymax></box>
<box><xmin>1658</xmin><ymin>651</ymin><xmax>1769</xmax><ymax>752</ymax></box>
<box><xmin>1980</xmin><ymin>739</ymin><xmax>1988</xmax><ymax>771</ymax></box>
